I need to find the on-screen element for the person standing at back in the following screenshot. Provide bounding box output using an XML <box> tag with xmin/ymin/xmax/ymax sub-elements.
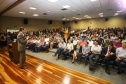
<box><xmin>64</xmin><ymin>28</ymin><xmax>69</xmax><ymax>43</ymax></box>
<box><xmin>17</xmin><ymin>27</ymin><xmax>28</xmax><ymax>69</ymax></box>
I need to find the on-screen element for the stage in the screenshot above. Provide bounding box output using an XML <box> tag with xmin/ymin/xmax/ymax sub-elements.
<box><xmin>0</xmin><ymin>47</ymin><xmax>114</xmax><ymax>84</ymax></box>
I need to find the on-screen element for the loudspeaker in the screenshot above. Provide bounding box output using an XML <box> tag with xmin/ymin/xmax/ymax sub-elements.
<box><xmin>105</xmin><ymin>18</ymin><xmax>109</xmax><ymax>21</ymax></box>
<box><xmin>63</xmin><ymin>21</ymin><xmax>65</xmax><ymax>25</ymax></box>
<box><xmin>48</xmin><ymin>20</ymin><xmax>52</xmax><ymax>24</ymax></box>
<box><xmin>125</xmin><ymin>16</ymin><xmax>126</xmax><ymax>19</ymax></box>
<box><xmin>75</xmin><ymin>21</ymin><xmax>77</xmax><ymax>24</ymax></box>
<box><xmin>24</xmin><ymin>18</ymin><xmax>28</xmax><ymax>24</ymax></box>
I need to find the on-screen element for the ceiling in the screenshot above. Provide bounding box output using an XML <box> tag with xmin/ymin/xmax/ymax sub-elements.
<box><xmin>0</xmin><ymin>0</ymin><xmax>126</xmax><ymax>21</ymax></box>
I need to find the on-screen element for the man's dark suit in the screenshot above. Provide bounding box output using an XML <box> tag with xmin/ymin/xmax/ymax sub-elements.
<box><xmin>17</xmin><ymin>32</ymin><xmax>27</xmax><ymax>68</ymax></box>
<box><xmin>102</xmin><ymin>47</ymin><xmax>116</xmax><ymax>70</ymax></box>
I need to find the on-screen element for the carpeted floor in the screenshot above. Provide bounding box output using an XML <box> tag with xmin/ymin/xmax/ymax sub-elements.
<box><xmin>26</xmin><ymin>49</ymin><xmax>126</xmax><ymax>84</ymax></box>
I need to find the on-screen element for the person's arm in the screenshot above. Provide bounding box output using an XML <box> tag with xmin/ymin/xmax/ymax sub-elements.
<box><xmin>17</xmin><ymin>34</ymin><xmax>27</xmax><ymax>45</ymax></box>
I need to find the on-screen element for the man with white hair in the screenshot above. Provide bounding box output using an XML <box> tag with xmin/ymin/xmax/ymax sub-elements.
<box><xmin>116</xmin><ymin>42</ymin><xmax>126</xmax><ymax>74</ymax></box>
<box><xmin>52</xmin><ymin>40</ymin><xmax>66</xmax><ymax>60</ymax></box>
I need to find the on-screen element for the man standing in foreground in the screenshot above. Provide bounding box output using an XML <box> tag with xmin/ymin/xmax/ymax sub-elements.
<box><xmin>17</xmin><ymin>27</ymin><xmax>28</xmax><ymax>69</ymax></box>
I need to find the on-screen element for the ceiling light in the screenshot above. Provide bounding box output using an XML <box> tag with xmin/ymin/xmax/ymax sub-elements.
<box><xmin>63</xmin><ymin>5</ymin><xmax>70</xmax><ymax>8</ymax></box>
<box><xmin>33</xmin><ymin>14</ymin><xmax>39</xmax><ymax>16</ymax></box>
<box><xmin>48</xmin><ymin>0</ymin><xmax>58</xmax><ymax>2</ymax></box>
<box><xmin>62</xmin><ymin>18</ymin><xmax>66</xmax><ymax>20</ymax></box>
<box><xmin>91</xmin><ymin>0</ymin><xmax>97</xmax><ymax>2</ymax></box>
<box><xmin>117</xmin><ymin>11</ymin><xmax>122</xmax><ymax>12</ymax></box>
<box><xmin>99</xmin><ymin>13</ymin><xmax>103</xmax><ymax>15</ymax></box>
<box><xmin>29</xmin><ymin>7</ymin><xmax>37</xmax><ymax>10</ymax></box>
<box><xmin>87</xmin><ymin>16</ymin><xmax>91</xmax><ymax>18</ymax></box>
<box><xmin>84</xmin><ymin>15</ymin><xmax>89</xmax><ymax>17</ymax></box>
<box><xmin>19</xmin><ymin>12</ymin><xmax>25</xmax><ymax>14</ymax></box>
<box><xmin>100</xmin><ymin>15</ymin><xmax>103</xmax><ymax>17</ymax></box>
<box><xmin>72</xmin><ymin>10</ymin><xmax>76</xmax><ymax>11</ymax></box>
<box><xmin>47</xmin><ymin>11</ymin><xmax>51</xmax><ymax>12</ymax></box>
<box><xmin>76</xmin><ymin>18</ymin><xmax>79</xmax><ymax>19</ymax></box>
<box><xmin>115</xmin><ymin>13</ymin><xmax>119</xmax><ymax>15</ymax></box>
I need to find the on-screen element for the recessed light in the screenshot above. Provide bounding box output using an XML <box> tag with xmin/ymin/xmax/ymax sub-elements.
<box><xmin>84</xmin><ymin>15</ymin><xmax>89</xmax><ymax>17</ymax></box>
<box><xmin>91</xmin><ymin>0</ymin><xmax>97</xmax><ymax>2</ymax></box>
<box><xmin>29</xmin><ymin>7</ymin><xmax>37</xmax><ymax>10</ymax></box>
<box><xmin>19</xmin><ymin>12</ymin><xmax>25</xmax><ymax>14</ymax></box>
<box><xmin>48</xmin><ymin>0</ymin><xmax>58</xmax><ymax>2</ymax></box>
<box><xmin>100</xmin><ymin>15</ymin><xmax>103</xmax><ymax>17</ymax></box>
<box><xmin>114</xmin><ymin>13</ymin><xmax>119</xmax><ymax>15</ymax></box>
<box><xmin>99</xmin><ymin>13</ymin><xmax>103</xmax><ymax>15</ymax></box>
<box><xmin>72</xmin><ymin>10</ymin><xmax>76</xmax><ymax>11</ymax></box>
<box><xmin>117</xmin><ymin>11</ymin><xmax>122</xmax><ymax>12</ymax></box>
<box><xmin>47</xmin><ymin>11</ymin><xmax>51</xmax><ymax>12</ymax></box>
<box><xmin>33</xmin><ymin>14</ymin><xmax>39</xmax><ymax>16</ymax></box>
<box><xmin>63</xmin><ymin>5</ymin><xmax>70</xmax><ymax>8</ymax></box>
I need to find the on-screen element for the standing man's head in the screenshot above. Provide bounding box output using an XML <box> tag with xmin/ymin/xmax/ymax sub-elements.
<box><xmin>20</xmin><ymin>27</ymin><xmax>26</xmax><ymax>34</ymax></box>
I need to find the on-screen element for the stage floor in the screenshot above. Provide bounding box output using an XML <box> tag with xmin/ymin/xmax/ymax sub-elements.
<box><xmin>0</xmin><ymin>47</ymin><xmax>114</xmax><ymax>84</ymax></box>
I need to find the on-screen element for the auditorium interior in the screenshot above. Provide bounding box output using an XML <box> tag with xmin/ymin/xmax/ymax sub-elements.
<box><xmin>0</xmin><ymin>0</ymin><xmax>126</xmax><ymax>84</ymax></box>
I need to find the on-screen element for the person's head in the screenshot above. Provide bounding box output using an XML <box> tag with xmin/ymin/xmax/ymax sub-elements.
<box><xmin>68</xmin><ymin>40</ymin><xmax>71</xmax><ymax>44</ymax></box>
<box><xmin>75</xmin><ymin>37</ymin><xmax>78</xmax><ymax>40</ymax></box>
<box><xmin>94</xmin><ymin>40</ymin><xmax>99</xmax><ymax>46</ymax></box>
<box><xmin>85</xmin><ymin>41</ymin><xmax>89</xmax><ymax>46</ymax></box>
<box><xmin>89</xmin><ymin>37</ymin><xmax>92</xmax><ymax>41</ymax></box>
<box><xmin>61</xmin><ymin>40</ymin><xmax>64</xmax><ymax>44</ymax></box>
<box><xmin>20</xmin><ymin>27</ymin><xmax>26</xmax><ymax>34</ymax></box>
<box><xmin>70</xmin><ymin>37</ymin><xmax>73</xmax><ymax>40</ymax></box>
<box><xmin>41</xmin><ymin>39</ymin><xmax>44</xmax><ymax>42</ymax></box>
<box><xmin>77</xmin><ymin>41</ymin><xmax>81</xmax><ymax>46</ymax></box>
<box><xmin>108</xmin><ymin>42</ymin><xmax>113</xmax><ymax>49</ymax></box>
<box><xmin>54</xmin><ymin>36</ymin><xmax>56</xmax><ymax>39</ymax></box>
<box><xmin>105</xmin><ymin>39</ymin><xmax>110</xmax><ymax>43</ymax></box>
<box><xmin>125</xmin><ymin>36</ymin><xmax>126</xmax><ymax>40</ymax></box>
<box><xmin>115</xmin><ymin>37</ymin><xmax>118</xmax><ymax>40</ymax></box>
<box><xmin>118</xmin><ymin>39</ymin><xmax>122</xmax><ymax>43</ymax></box>
<box><xmin>122</xmin><ymin>42</ymin><xmax>126</xmax><ymax>49</ymax></box>
<box><xmin>82</xmin><ymin>38</ymin><xmax>85</xmax><ymax>41</ymax></box>
<box><xmin>121</xmin><ymin>34</ymin><xmax>123</xmax><ymax>37</ymax></box>
<box><xmin>95</xmin><ymin>37</ymin><xmax>99</xmax><ymax>41</ymax></box>
<box><xmin>37</xmin><ymin>37</ymin><xmax>39</xmax><ymax>40</ymax></box>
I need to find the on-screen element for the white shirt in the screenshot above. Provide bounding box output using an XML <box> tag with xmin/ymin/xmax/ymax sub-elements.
<box><xmin>87</xmin><ymin>40</ymin><xmax>94</xmax><ymax>46</ymax></box>
<box><xmin>36</xmin><ymin>40</ymin><xmax>40</xmax><ymax>43</ymax></box>
<box><xmin>59</xmin><ymin>42</ymin><xmax>66</xmax><ymax>49</ymax></box>
<box><xmin>45</xmin><ymin>38</ymin><xmax>49</xmax><ymax>44</ymax></box>
<box><xmin>73</xmin><ymin>40</ymin><xmax>79</xmax><ymax>45</ymax></box>
<box><xmin>91</xmin><ymin>45</ymin><xmax>102</xmax><ymax>54</ymax></box>
<box><xmin>116</xmin><ymin>47</ymin><xmax>126</xmax><ymax>58</ymax></box>
<box><xmin>66</xmin><ymin>43</ymin><xmax>73</xmax><ymax>50</ymax></box>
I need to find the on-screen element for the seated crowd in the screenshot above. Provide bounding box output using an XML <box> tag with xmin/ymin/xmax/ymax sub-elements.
<box><xmin>1</xmin><ymin>27</ymin><xmax>126</xmax><ymax>75</ymax></box>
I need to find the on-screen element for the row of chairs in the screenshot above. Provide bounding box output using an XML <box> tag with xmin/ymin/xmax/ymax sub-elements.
<box><xmin>61</xmin><ymin>50</ymin><xmax>126</xmax><ymax>69</ymax></box>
